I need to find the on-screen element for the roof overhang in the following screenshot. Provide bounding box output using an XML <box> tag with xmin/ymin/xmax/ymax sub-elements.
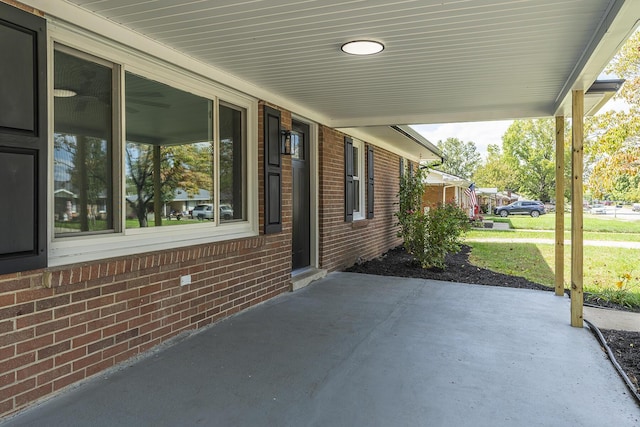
<box><xmin>424</xmin><ymin>169</ymin><xmax>470</xmax><ymax>187</ymax></box>
<box><xmin>337</xmin><ymin>125</ymin><xmax>441</xmax><ymax>163</ymax></box>
<box><xmin>20</xmin><ymin>0</ymin><xmax>640</xmax><ymax>160</ymax></box>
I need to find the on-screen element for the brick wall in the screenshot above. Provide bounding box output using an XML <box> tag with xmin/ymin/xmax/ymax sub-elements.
<box><xmin>0</xmin><ymin>102</ymin><xmax>293</xmax><ymax>418</ymax></box>
<box><xmin>318</xmin><ymin>126</ymin><xmax>403</xmax><ymax>272</ymax></box>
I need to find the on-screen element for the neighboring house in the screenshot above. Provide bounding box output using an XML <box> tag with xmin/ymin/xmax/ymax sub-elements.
<box><xmin>0</xmin><ymin>0</ymin><xmax>633</xmax><ymax>417</ymax></box>
<box><xmin>125</xmin><ymin>188</ymin><xmax>212</xmax><ymax>219</ymax></box>
<box><xmin>475</xmin><ymin>188</ymin><xmax>516</xmax><ymax>214</ymax></box>
<box><xmin>422</xmin><ymin>169</ymin><xmax>471</xmax><ymax>210</ymax></box>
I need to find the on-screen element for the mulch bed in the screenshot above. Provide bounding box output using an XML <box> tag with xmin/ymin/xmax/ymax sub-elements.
<box><xmin>345</xmin><ymin>244</ymin><xmax>640</xmax><ymax>395</ymax></box>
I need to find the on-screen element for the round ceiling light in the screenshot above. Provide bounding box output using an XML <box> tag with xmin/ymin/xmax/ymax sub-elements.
<box><xmin>341</xmin><ymin>40</ymin><xmax>384</xmax><ymax>56</ymax></box>
<box><xmin>53</xmin><ymin>88</ymin><xmax>77</xmax><ymax>98</ymax></box>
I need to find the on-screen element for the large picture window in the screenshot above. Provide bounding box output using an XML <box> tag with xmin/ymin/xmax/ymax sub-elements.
<box><xmin>51</xmin><ymin>42</ymin><xmax>254</xmax><ymax>263</ymax></box>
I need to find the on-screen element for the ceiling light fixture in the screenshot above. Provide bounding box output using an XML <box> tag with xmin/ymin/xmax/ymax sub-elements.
<box><xmin>341</xmin><ymin>40</ymin><xmax>384</xmax><ymax>56</ymax></box>
<box><xmin>53</xmin><ymin>88</ymin><xmax>77</xmax><ymax>97</ymax></box>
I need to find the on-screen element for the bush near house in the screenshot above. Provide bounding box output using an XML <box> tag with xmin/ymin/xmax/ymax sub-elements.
<box><xmin>396</xmin><ymin>168</ymin><xmax>470</xmax><ymax>269</ymax></box>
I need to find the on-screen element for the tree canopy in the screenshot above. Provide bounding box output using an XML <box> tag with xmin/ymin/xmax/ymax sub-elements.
<box><xmin>472</xmin><ymin>144</ymin><xmax>518</xmax><ymax>192</ymax></box>
<box><xmin>436</xmin><ymin>137</ymin><xmax>481</xmax><ymax>180</ymax></box>
<box><xmin>584</xmin><ymin>29</ymin><xmax>640</xmax><ymax>202</ymax></box>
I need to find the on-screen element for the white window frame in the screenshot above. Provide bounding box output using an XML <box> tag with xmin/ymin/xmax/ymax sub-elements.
<box><xmin>47</xmin><ymin>23</ymin><xmax>258</xmax><ymax>266</ymax></box>
<box><xmin>352</xmin><ymin>139</ymin><xmax>365</xmax><ymax>221</ymax></box>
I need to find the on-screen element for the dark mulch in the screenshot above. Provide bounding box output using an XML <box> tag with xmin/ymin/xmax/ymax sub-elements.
<box><xmin>601</xmin><ymin>329</ymin><xmax>640</xmax><ymax>394</ymax></box>
<box><xmin>345</xmin><ymin>244</ymin><xmax>640</xmax><ymax>396</ymax></box>
<box><xmin>346</xmin><ymin>245</ymin><xmax>551</xmax><ymax>291</ymax></box>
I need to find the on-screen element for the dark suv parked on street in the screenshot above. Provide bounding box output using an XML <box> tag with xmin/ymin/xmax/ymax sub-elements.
<box><xmin>494</xmin><ymin>201</ymin><xmax>546</xmax><ymax>217</ymax></box>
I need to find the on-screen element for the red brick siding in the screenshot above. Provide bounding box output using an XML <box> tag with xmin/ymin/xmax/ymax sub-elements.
<box><xmin>0</xmin><ymin>0</ymin><xmax>44</xmax><ymax>16</ymax></box>
<box><xmin>318</xmin><ymin>126</ymin><xmax>403</xmax><ymax>272</ymax></box>
<box><xmin>0</xmin><ymin>101</ymin><xmax>294</xmax><ymax>418</ymax></box>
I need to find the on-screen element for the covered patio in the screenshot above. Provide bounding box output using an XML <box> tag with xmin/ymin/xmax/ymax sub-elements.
<box><xmin>2</xmin><ymin>273</ymin><xmax>637</xmax><ymax>426</ymax></box>
<box><xmin>3</xmin><ymin>0</ymin><xmax>640</xmax><ymax>419</ymax></box>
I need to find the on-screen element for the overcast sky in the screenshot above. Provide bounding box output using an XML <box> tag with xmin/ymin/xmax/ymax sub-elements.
<box><xmin>411</xmin><ymin>97</ymin><xmax>630</xmax><ymax>160</ymax></box>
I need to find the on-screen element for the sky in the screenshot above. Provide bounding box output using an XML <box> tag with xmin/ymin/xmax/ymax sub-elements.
<box><xmin>411</xmin><ymin>120</ymin><xmax>512</xmax><ymax>159</ymax></box>
<box><xmin>411</xmin><ymin>97</ymin><xmax>630</xmax><ymax>160</ymax></box>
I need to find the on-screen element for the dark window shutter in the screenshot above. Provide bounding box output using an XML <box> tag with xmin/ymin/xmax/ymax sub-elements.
<box><xmin>264</xmin><ymin>106</ymin><xmax>282</xmax><ymax>234</ymax></box>
<box><xmin>367</xmin><ymin>145</ymin><xmax>374</xmax><ymax>219</ymax></box>
<box><xmin>399</xmin><ymin>158</ymin><xmax>404</xmax><ymax>178</ymax></box>
<box><xmin>0</xmin><ymin>3</ymin><xmax>47</xmax><ymax>274</ymax></box>
<box><xmin>344</xmin><ymin>137</ymin><xmax>354</xmax><ymax>223</ymax></box>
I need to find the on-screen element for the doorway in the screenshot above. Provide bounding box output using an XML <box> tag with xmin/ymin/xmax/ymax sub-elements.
<box><xmin>291</xmin><ymin>120</ymin><xmax>310</xmax><ymax>270</ymax></box>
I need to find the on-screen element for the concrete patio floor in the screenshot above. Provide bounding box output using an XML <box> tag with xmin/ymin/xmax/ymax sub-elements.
<box><xmin>2</xmin><ymin>273</ymin><xmax>638</xmax><ymax>426</ymax></box>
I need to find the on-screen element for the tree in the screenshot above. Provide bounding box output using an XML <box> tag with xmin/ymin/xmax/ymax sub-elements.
<box><xmin>584</xmin><ymin>29</ymin><xmax>640</xmax><ymax>201</ymax></box>
<box><xmin>436</xmin><ymin>137</ymin><xmax>481</xmax><ymax>180</ymax></box>
<box><xmin>472</xmin><ymin>144</ymin><xmax>518</xmax><ymax>192</ymax></box>
<box><xmin>501</xmin><ymin>119</ymin><xmax>557</xmax><ymax>202</ymax></box>
<box><xmin>125</xmin><ymin>142</ymin><xmax>213</xmax><ymax>227</ymax></box>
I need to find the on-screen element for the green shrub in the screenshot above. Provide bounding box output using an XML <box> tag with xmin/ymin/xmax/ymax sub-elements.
<box><xmin>396</xmin><ymin>168</ymin><xmax>470</xmax><ymax>269</ymax></box>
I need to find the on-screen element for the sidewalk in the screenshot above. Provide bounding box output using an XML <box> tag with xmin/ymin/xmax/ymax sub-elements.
<box><xmin>466</xmin><ymin>237</ymin><xmax>640</xmax><ymax>249</ymax></box>
<box><xmin>584</xmin><ymin>306</ymin><xmax>640</xmax><ymax>332</ymax></box>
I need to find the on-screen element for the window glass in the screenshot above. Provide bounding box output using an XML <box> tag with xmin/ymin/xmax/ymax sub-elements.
<box><xmin>219</xmin><ymin>104</ymin><xmax>246</xmax><ymax>222</ymax></box>
<box><xmin>125</xmin><ymin>72</ymin><xmax>214</xmax><ymax>227</ymax></box>
<box><xmin>54</xmin><ymin>49</ymin><xmax>113</xmax><ymax>236</ymax></box>
<box><xmin>352</xmin><ymin>141</ymin><xmax>363</xmax><ymax>218</ymax></box>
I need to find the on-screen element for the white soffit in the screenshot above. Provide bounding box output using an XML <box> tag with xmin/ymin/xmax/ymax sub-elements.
<box><xmin>25</xmin><ymin>0</ymin><xmax>639</xmax><ymax>127</ymax></box>
<box><xmin>338</xmin><ymin>125</ymin><xmax>441</xmax><ymax>163</ymax></box>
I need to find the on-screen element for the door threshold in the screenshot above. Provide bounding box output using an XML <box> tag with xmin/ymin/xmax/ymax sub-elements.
<box><xmin>291</xmin><ymin>267</ymin><xmax>327</xmax><ymax>291</ymax></box>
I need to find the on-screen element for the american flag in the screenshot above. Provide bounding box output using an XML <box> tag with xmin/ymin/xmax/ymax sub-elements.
<box><xmin>465</xmin><ymin>183</ymin><xmax>478</xmax><ymax>209</ymax></box>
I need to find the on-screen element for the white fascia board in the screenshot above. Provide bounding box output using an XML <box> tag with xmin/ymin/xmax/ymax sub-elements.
<box><xmin>331</xmin><ymin>104</ymin><xmax>553</xmax><ymax>128</ymax></box>
<box><xmin>21</xmin><ymin>0</ymin><xmax>331</xmax><ymax>127</ymax></box>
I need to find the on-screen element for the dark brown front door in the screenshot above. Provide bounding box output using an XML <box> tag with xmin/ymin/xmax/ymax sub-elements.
<box><xmin>291</xmin><ymin>121</ymin><xmax>310</xmax><ymax>270</ymax></box>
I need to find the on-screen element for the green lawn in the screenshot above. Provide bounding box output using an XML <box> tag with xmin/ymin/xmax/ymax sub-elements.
<box><xmin>466</xmin><ymin>217</ymin><xmax>640</xmax><ymax>308</ymax></box>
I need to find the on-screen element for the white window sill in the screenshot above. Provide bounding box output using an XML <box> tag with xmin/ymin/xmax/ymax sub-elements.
<box><xmin>48</xmin><ymin>222</ymin><xmax>256</xmax><ymax>267</ymax></box>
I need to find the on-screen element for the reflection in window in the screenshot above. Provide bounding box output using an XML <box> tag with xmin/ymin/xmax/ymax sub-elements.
<box><xmin>125</xmin><ymin>73</ymin><xmax>214</xmax><ymax>227</ymax></box>
<box><xmin>54</xmin><ymin>49</ymin><xmax>113</xmax><ymax>236</ymax></box>
<box><xmin>219</xmin><ymin>104</ymin><xmax>246</xmax><ymax>222</ymax></box>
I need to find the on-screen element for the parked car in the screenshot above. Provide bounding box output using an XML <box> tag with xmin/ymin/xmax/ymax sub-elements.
<box><xmin>191</xmin><ymin>204</ymin><xmax>234</xmax><ymax>220</ymax></box>
<box><xmin>494</xmin><ymin>201</ymin><xmax>546</xmax><ymax>217</ymax></box>
<box><xmin>590</xmin><ymin>204</ymin><xmax>606</xmax><ymax>214</ymax></box>
<box><xmin>191</xmin><ymin>204</ymin><xmax>214</xmax><ymax>220</ymax></box>
<box><xmin>220</xmin><ymin>204</ymin><xmax>234</xmax><ymax>220</ymax></box>
<box><xmin>633</xmin><ymin>203</ymin><xmax>640</xmax><ymax>212</ymax></box>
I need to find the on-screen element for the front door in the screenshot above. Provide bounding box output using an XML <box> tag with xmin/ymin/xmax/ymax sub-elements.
<box><xmin>291</xmin><ymin>121</ymin><xmax>310</xmax><ymax>270</ymax></box>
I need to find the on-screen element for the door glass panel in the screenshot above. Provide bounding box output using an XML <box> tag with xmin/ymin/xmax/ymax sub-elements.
<box><xmin>54</xmin><ymin>49</ymin><xmax>113</xmax><ymax>236</ymax></box>
<box><xmin>291</xmin><ymin>132</ymin><xmax>303</xmax><ymax>160</ymax></box>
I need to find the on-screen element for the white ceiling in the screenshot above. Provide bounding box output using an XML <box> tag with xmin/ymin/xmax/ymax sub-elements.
<box><xmin>23</xmin><ymin>0</ymin><xmax>640</xmax><ymax>157</ymax></box>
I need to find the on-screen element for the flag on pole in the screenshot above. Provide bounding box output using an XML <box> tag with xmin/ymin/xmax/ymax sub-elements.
<box><xmin>465</xmin><ymin>183</ymin><xmax>478</xmax><ymax>208</ymax></box>
<box><xmin>465</xmin><ymin>183</ymin><xmax>478</xmax><ymax>218</ymax></box>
